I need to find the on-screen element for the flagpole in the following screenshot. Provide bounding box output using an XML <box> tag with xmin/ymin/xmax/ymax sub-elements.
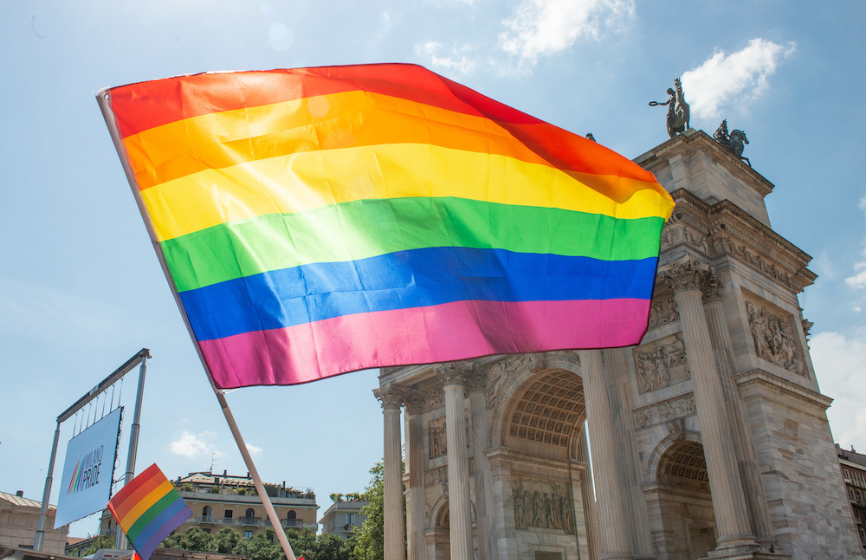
<box><xmin>96</xmin><ymin>91</ymin><xmax>298</xmax><ymax>560</ymax></box>
<box><xmin>215</xmin><ymin>391</ymin><xmax>298</xmax><ymax>560</ymax></box>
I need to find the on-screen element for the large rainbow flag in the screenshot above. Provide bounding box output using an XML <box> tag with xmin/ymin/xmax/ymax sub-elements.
<box><xmin>98</xmin><ymin>64</ymin><xmax>674</xmax><ymax>389</ymax></box>
<box><xmin>107</xmin><ymin>464</ymin><xmax>192</xmax><ymax>560</ymax></box>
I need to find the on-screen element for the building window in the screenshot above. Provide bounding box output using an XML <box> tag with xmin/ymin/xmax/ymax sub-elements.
<box><xmin>245</xmin><ymin>508</ymin><xmax>255</xmax><ymax>521</ymax></box>
<box><xmin>846</xmin><ymin>469</ymin><xmax>851</xmax><ymax>478</ymax></box>
<box><xmin>225</xmin><ymin>509</ymin><xmax>233</xmax><ymax>519</ymax></box>
<box><xmin>244</xmin><ymin>531</ymin><xmax>253</xmax><ymax>539</ymax></box>
<box><xmin>347</xmin><ymin>513</ymin><xmax>354</xmax><ymax>526</ymax></box>
<box><xmin>203</xmin><ymin>506</ymin><xmax>213</xmax><ymax>520</ymax></box>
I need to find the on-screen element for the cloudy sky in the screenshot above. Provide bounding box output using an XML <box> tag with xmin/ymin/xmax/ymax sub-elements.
<box><xmin>2</xmin><ymin>0</ymin><xmax>865</xmax><ymax>538</ymax></box>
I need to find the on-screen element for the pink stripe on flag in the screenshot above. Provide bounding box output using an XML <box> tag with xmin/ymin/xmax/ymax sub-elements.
<box><xmin>199</xmin><ymin>299</ymin><xmax>650</xmax><ymax>388</ymax></box>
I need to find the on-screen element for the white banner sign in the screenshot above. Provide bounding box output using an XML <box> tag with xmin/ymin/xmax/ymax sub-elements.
<box><xmin>55</xmin><ymin>407</ymin><xmax>123</xmax><ymax>528</ymax></box>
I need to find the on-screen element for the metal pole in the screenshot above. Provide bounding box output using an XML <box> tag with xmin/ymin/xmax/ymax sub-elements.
<box><xmin>34</xmin><ymin>422</ymin><xmax>62</xmax><ymax>551</ymax></box>
<box><xmin>216</xmin><ymin>391</ymin><xmax>297</xmax><ymax>560</ymax></box>
<box><xmin>116</xmin><ymin>355</ymin><xmax>148</xmax><ymax>550</ymax></box>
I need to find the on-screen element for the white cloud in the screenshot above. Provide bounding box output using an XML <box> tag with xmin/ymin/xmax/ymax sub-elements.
<box><xmin>681</xmin><ymin>39</ymin><xmax>796</xmax><ymax>121</ymax></box>
<box><xmin>845</xmin><ymin>262</ymin><xmax>866</xmax><ymax>290</ymax></box>
<box><xmin>810</xmin><ymin>331</ymin><xmax>866</xmax><ymax>452</ymax></box>
<box><xmin>415</xmin><ymin>41</ymin><xmax>475</xmax><ymax>75</ymax></box>
<box><xmin>499</xmin><ymin>0</ymin><xmax>634</xmax><ymax>67</ymax></box>
<box><xmin>860</xmin><ymin>195</ymin><xmax>866</xmax><ymax>215</ymax></box>
<box><xmin>171</xmin><ymin>431</ymin><xmax>222</xmax><ymax>459</ymax></box>
<box><xmin>246</xmin><ymin>444</ymin><xmax>263</xmax><ymax>456</ymax></box>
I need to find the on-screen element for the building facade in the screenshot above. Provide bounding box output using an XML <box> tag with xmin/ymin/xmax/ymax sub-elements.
<box><xmin>375</xmin><ymin>130</ymin><xmax>865</xmax><ymax>560</ymax></box>
<box><xmin>838</xmin><ymin>444</ymin><xmax>866</xmax><ymax>551</ymax></box>
<box><xmin>0</xmin><ymin>491</ymin><xmax>68</xmax><ymax>555</ymax></box>
<box><xmin>319</xmin><ymin>499</ymin><xmax>368</xmax><ymax>540</ymax></box>
<box><xmin>99</xmin><ymin>471</ymin><xmax>318</xmax><ymax>539</ymax></box>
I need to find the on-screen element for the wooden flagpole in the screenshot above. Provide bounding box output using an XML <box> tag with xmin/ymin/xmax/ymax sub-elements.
<box><xmin>215</xmin><ymin>392</ymin><xmax>297</xmax><ymax>560</ymax></box>
<box><xmin>96</xmin><ymin>89</ymin><xmax>298</xmax><ymax>560</ymax></box>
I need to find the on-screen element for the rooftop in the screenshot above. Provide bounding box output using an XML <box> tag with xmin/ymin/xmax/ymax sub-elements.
<box><xmin>837</xmin><ymin>444</ymin><xmax>866</xmax><ymax>468</ymax></box>
<box><xmin>0</xmin><ymin>490</ymin><xmax>54</xmax><ymax>510</ymax></box>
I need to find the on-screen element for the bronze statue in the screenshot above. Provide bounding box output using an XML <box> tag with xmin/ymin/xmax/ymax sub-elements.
<box><xmin>649</xmin><ymin>78</ymin><xmax>690</xmax><ymax>138</ymax></box>
<box><xmin>585</xmin><ymin>132</ymin><xmax>596</xmax><ymax>142</ymax></box>
<box><xmin>713</xmin><ymin>119</ymin><xmax>751</xmax><ymax>167</ymax></box>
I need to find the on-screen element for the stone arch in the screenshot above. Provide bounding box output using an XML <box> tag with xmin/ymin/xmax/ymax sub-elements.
<box><xmin>496</xmin><ymin>361</ymin><xmax>587</xmax><ymax>459</ymax></box>
<box><xmin>488</xmin><ymin>351</ymin><xmax>583</xmax><ymax>450</ymax></box>
<box><xmin>645</xmin><ymin>430</ymin><xmax>703</xmax><ymax>483</ymax></box>
<box><xmin>643</xmin><ymin>436</ymin><xmax>717</xmax><ymax>560</ymax></box>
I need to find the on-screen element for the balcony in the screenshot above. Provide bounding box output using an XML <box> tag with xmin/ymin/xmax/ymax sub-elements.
<box><xmin>282</xmin><ymin>519</ymin><xmax>305</xmax><ymax>527</ymax></box>
<box><xmin>239</xmin><ymin>517</ymin><xmax>263</xmax><ymax>526</ymax></box>
<box><xmin>199</xmin><ymin>516</ymin><xmax>217</xmax><ymax>524</ymax></box>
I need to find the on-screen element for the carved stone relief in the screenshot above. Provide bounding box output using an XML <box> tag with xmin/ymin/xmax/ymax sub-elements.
<box><xmin>429</xmin><ymin>417</ymin><xmax>447</xmax><ymax>459</ymax></box>
<box><xmin>420</xmin><ymin>388</ymin><xmax>444</xmax><ymax>413</ymax></box>
<box><xmin>633</xmin><ymin>333</ymin><xmax>689</xmax><ymax>393</ymax></box>
<box><xmin>648</xmin><ymin>292</ymin><xmax>680</xmax><ymax>329</ymax></box>
<box><xmin>712</xmin><ymin>235</ymin><xmax>795</xmax><ymax>289</ymax></box>
<box><xmin>485</xmin><ymin>353</ymin><xmax>547</xmax><ymax>411</ymax></box>
<box><xmin>746</xmin><ymin>301</ymin><xmax>806</xmax><ymax>376</ymax></box>
<box><xmin>512</xmin><ymin>478</ymin><xmax>575</xmax><ymax>534</ymax></box>
<box><xmin>633</xmin><ymin>393</ymin><xmax>696</xmax><ymax>429</ymax></box>
<box><xmin>424</xmin><ymin>459</ymin><xmax>474</xmax><ymax>487</ymax></box>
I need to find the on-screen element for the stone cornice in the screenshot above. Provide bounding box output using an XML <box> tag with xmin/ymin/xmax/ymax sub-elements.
<box><xmin>485</xmin><ymin>446</ymin><xmax>586</xmax><ymax>474</ymax></box>
<box><xmin>733</xmin><ymin>369</ymin><xmax>832</xmax><ymax>409</ymax></box>
<box><xmin>661</xmin><ymin>189</ymin><xmax>816</xmax><ymax>293</ymax></box>
<box><xmin>634</xmin><ymin>129</ymin><xmax>775</xmax><ymax>197</ymax></box>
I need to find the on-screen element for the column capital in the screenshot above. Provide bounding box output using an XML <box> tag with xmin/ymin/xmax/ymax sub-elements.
<box><xmin>659</xmin><ymin>254</ymin><xmax>711</xmax><ymax>296</ymax></box>
<box><xmin>373</xmin><ymin>383</ymin><xmax>405</xmax><ymax>410</ymax></box>
<box><xmin>463</xmin><ymin>368</ymin><xmax>488</xmax><ymax>395</ymax></box>
<box><xmin>404</xmin><ymin>388</ymin><xmax>425</xmax><ymax>415</ymax></box>
<box><xmin>703</xmin><ymin>268</ymin><xmax>724</xmax><ymax>304</ymax></box>
<box><xmin>434</xmin><ymin>361</ymin><xmax>477</xmax><ymax>387</ymax></box>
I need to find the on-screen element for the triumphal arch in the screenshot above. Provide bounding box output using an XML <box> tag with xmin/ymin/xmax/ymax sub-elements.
<box><xmin>374</xmin><ymin>130</ymin><xmax>865</xmax><ymax>560</ymax></box>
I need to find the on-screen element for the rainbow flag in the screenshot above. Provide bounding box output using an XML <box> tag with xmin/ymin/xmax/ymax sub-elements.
<box><xmin>98</xmin><ymin>64</ymin><xmax>674</xmax><ymax>389</ymax></box>
<box><xmin>107</xmin><ymin>464</ymin><xmax>192</xmax><ymax>560</ymax></box>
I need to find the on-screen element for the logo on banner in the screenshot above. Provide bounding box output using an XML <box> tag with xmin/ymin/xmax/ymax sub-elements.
<box><xmin>67</xmin><ymin>445</ymin><xmax>105</xmax><ymax>495</ymax></box>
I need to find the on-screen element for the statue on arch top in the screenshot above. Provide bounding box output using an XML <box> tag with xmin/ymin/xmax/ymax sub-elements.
<box><xmin>649</xmin><ymin>78</ymin><xmax>691</xmax><ymax>138</ymax></box>
<box><xmin>713</xmin><ymin>119</ymin><xmax>751</xmax><ymax>167</ymax></box>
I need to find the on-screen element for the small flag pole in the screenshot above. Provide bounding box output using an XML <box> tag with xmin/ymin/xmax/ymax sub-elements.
<box><xmin>215</xmin><ymin>391</ymin><xmax>298</xmax><ymax>560</ymax></box>
<box><xmin>96</xmin><ymin>90</ymin><xmax>298</xmax><ymax>560</ymax></box>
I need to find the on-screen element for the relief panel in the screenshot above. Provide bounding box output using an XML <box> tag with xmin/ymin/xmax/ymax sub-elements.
<box><xmin>633</xmin><ymin>333</ymin><xmax>689</xmax><ymax>394</ymax></box>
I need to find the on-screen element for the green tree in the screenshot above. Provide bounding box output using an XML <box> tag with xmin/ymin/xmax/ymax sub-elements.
<box><xmin>83</xmin><ymin>535</ymin><xmax>115</xmax><ymax>556</ymax></box>
<box><xmin>161</xmin><ymin>527</ymin><xmax>214</xmax><ymax>552</ymax></box>
<box><xmin>353</xmin><ymin>461</ymin><xmax>384</xmax><ymax>560</ymax></box>
<box><xmin>212</xmin><ymin>527</ymin><xmax>242</xmax><ymax>553</ymax></box>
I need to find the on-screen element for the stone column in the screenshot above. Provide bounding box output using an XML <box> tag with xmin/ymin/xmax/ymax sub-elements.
<box><xmin>404</xmin><ymin>391</ymin><xmax>428</xmax><ymax>560</ymax></box>
<box><xmin>466</xmin><ymin>369</ymin><xmax>494</xmax><ymax>560</ymax></box>
<box><xmin>579</xmin><ymin>349</ymin><xmax>632</xmax><ymax>560</ymax></box>
<box><xmin>702</xmin><ymin>272</ymin><xmax>774</xmax><ymax>542</ymax></box>
<box><xmin>660</xmin><ymin>256</ymin><xmax>756</xmax><ymax>551</ymax></box>
<box><xmin>577</xmin><ymin>426</ymin><xmax>601</xmax><ymax>560</ymax></box>
<box><xmin>375</xmin><ymin>384</ymin><xmax>406</xmax><ymax>560</ymax></box>
<box><xmin>436</xmin><ymin>363</ymin><xmax>474</xmax><ymax>560</ymax></box>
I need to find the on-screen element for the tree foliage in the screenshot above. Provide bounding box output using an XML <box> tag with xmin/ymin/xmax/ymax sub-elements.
<box><xmin>160</xmin><ymin>526</ymin><xmax>355</xmax><ymax>560</ymax></box>
<box><xmin>83</xmin><ymin>535</ymin><xmax>115</xmax><ymax>556</ymax></box>
<box><xmin>353</xmin><ymin>461</ymin><xmax>384</xmax><ymax>560</ymax></box>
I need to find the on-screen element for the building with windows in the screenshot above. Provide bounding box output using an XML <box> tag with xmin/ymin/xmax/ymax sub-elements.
<box><xmin>838</xmin><ymin>444</ymin><xmax>866</xmax><ymax>550</ymax></box>
<box><xmin>99</xmin><ymin>471</ymin><xmax>318</xmax><ymax>539</ymax></box>
<box><xmin>319</xmin><ymin>499</ymin><xmax>368</xmax><ymax>540</ymax></box>
<box><xmin>0</xmin><ymin>491</ymin><xmax>68</xmax><ymax>555</ymax></box>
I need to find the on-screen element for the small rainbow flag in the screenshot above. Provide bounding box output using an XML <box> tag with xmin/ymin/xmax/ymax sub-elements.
<box><xmin>98</xmin><ymin>64</ymin><xmax>674</xmax><ymax>388</ymax></box>
<box><xmin>107</xmin><ymin>464</ymin><xmax>192</xmax><ymax>560</ymax></box>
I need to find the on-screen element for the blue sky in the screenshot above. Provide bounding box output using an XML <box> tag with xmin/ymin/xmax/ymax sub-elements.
<box><xmin>2</xmin><ymin>0</ymin><xmax>865</xmax><ymax>538</ymax></box>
